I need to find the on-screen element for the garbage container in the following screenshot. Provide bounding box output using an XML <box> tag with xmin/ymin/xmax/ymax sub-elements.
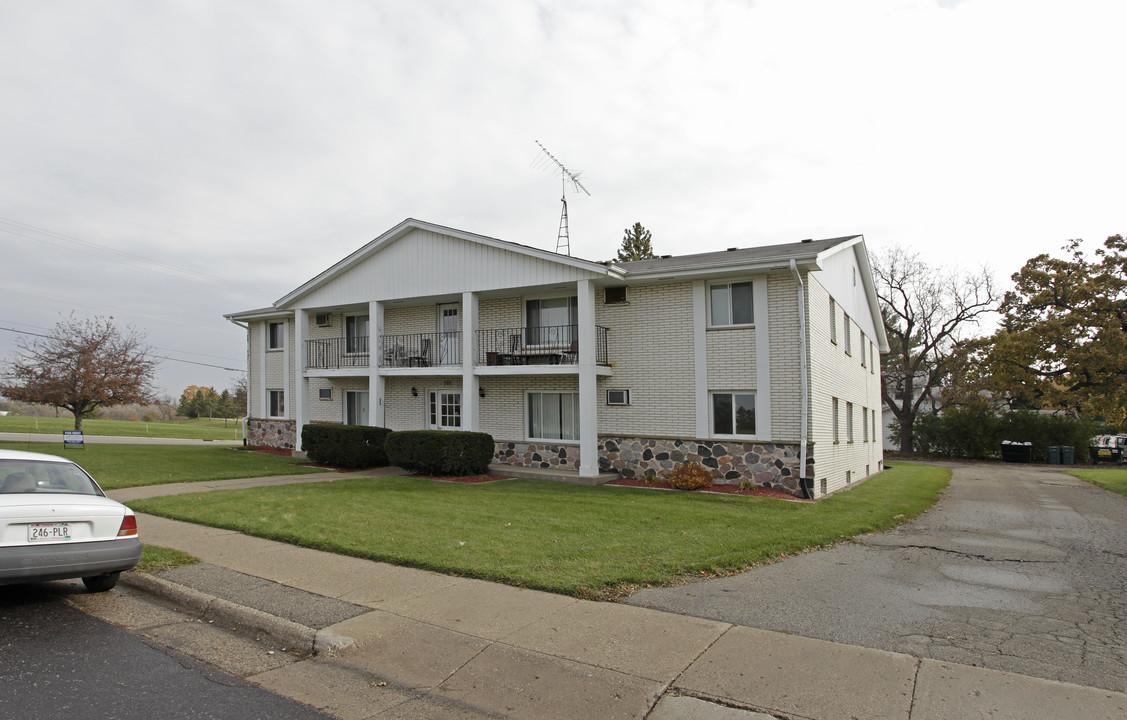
<box><xmin>1060</xmin><ymin>446</ymin><xmax>1074</xmax><ymax>465</ymax></box>
<box><xmin>1047</xmin><ymin>446</ymin><xmax>1060</xmax><ymax>464</ymax></box>
<box><xmin>1001</xmin><ymin>441</ymin><xmax>1033</xmax><ymax>463</ymax></box>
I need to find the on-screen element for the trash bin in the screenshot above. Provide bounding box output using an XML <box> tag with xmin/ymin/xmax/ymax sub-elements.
<box><xmin>1001</xmin><ymin>441</ymin><xmax>1033</xmax><ymax>463</ymax></box>
<box><xmin>1060</xmin><ymin>446</ymin><xmax>1074</xmax><ymax>465</ymax></box>
<box><xmin>1047</xmin><ymin>446</ymin><xmax>1060</xmax><ymax>464</ymax></box>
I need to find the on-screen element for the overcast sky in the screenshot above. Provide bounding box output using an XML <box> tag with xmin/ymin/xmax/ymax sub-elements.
<box><xmin>2</xmin><ymin>0</ymin><xmax>1124</xmax><ymax>400</ymax></box>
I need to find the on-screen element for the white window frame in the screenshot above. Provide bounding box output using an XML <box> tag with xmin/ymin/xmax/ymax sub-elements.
<box><xmin>267</xmin><ymin>321</ymin><xmax>285</xmax><ymax>351</ymax></box>
<box><xmin>708</xmin><ymin>280</ymin><xmax>755</xmax><ymax>328</ymax></box>
<box><xmin>846</xmin><ymin>402</ymin><xmax>854</xmax><ymax>443</ymax></box>
<box><xmin>527</xmin><ymin>391</ymin><xmax>580</xmax><ymax>442</ymax></box>
<box><xmin>863</xmin><ymin>405</ymin><xmax>869</xmax><ymax>442</ymax></box>
<box><xmin>604</xmin><ymin>287</ymin><xmax>628</xmax><ymax>305</ymax></box>
<box><xmin>344</xmin><ymin>314</ymin><xmax>369</xmax><ymax>355</ymax></box>
<box><xmin>829</xmin><ymin>298</ymin><xmax>837</xmax><ymax>344</ymax></box>
<box><xmin>525</xmin><ymin>296</ymin><xmax>578</xmax><ymax>347</ymax></box>
<box><xmin>267</xmin><ymin>389</ymin><xmax>285</xmax><ymax>418</ymax></box>
<box><xmin>709</xmin><ymin>390</ymin><xmax>757</xmax><ymax>439</ymax></box>
<box><xmin>832</xmin><ymin>397</ymin><xmax>840</xmax><ymax>443</ymax></box>
<box><xmin>860</xmin><ymin>332</ymin><xmax>866</xmax><ymax>367</ymax></box>
<box><xmin>843</xmin><ymin>314</ymin><xmax>852</xmax><ymax>355</ymax></box>
<box><xmin>318</xmin><ymin>388</ymin><xmax>332</xmax><ymax>401</ymax></box>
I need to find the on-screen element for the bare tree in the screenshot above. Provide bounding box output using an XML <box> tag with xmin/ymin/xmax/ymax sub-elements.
<box><xmin>1</xmin><ymin>315</ymin><xmax>157</xmax><ymax>431</ymax></box>
<box><xmin>875</xmin><ymin>246</ymin><xmax>998</xmax><ymax>452</ymax></box>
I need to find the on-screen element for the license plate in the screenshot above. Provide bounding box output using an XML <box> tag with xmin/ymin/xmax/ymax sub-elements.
<box><xmin>1099</xmin><ymin>449</ymin><xmax>1112</xmax><ymax>457</ymax></box>
<box><xmin>29</xmin><ymin>523</ymin><xmax>71</xmax><ymax>542</ymax></box>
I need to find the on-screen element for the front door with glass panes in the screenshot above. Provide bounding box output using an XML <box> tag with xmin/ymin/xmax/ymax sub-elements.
<box><xmin>427</xmin><ymin>390</ymin><xmax>462</xmax><ymax>430</ymax></box>
<box><xmin>346</xmin><ymin>391</ymin><xmax>369</xmax><ymax>426</ymax></box>
<box><xmin>437</xmin><ymin>304</ymin><xmax>460</xmax><ymax>365</ymax></box>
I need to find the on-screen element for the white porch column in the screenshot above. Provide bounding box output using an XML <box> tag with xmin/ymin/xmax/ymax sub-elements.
<box><xmin>461</xmin><ymin>291</ymin><xmax>479</xmax><ymax>431</ymax></box>
<box><xmin>371</xmin><ymin>301</ymin><xmax>385</xmax><ymax>427</ymax></box>
<box><xmin>577</xmin><ymin>279</ymin><xmax>598</xmax><ymax>477</ymax></box>
<box><xmin>693</xmin><ymin>281</ymin><xmax>709</xmax><ymax>438</ymax></box>
<box><xmin>293</xmin><ymin>309</ymin><xmax>307</xmax><ymax>451</ymax></box>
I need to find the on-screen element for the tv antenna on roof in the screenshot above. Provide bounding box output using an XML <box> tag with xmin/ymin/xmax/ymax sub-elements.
<box><xmin>533</xmin><ymin>140</ymin><xmax>590</xmax><ymax>255</ymax></box>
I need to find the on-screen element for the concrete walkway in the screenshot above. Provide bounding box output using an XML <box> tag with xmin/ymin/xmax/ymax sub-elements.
<box><xmin>108</xmin><ymin>475</ymin><xmax>1127</xmax><ymax>720</ymax></box>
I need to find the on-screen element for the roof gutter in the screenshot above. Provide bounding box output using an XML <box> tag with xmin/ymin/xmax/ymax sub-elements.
<box><xmin>789</xmin><ymin>259</ymin><xmax>812</xmax><ymax>498</ymax></box>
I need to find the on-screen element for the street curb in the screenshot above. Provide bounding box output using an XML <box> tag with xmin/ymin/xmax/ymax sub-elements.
<box><xmin>122</xmin><ymin>572</ymin><xmax>355</xmax><ymax>655</ymax></box>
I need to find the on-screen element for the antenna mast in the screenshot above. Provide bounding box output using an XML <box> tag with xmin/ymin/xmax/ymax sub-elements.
<box><xmin>533</xmin><ymin>140</ymin><xmax>590</xmax><ymax>255</ymax></box>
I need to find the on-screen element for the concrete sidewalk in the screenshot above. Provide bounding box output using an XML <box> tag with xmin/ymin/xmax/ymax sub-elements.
<box><xmin>109</xmin><ymin>477</ymin><xmax>1127</xmax><ymax>720</ymax></box>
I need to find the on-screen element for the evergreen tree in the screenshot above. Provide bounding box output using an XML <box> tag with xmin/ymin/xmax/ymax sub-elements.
<box><xmin>616</xmin><ymin>222</ymin><xmax>656</xmax><ymax>261</ymax></box>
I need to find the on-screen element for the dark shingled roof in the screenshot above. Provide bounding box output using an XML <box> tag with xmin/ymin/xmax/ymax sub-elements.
<box><xmin>615</xmin><ymin>235</ymin><xmax>860</xmax><ymax>275</ymax></box>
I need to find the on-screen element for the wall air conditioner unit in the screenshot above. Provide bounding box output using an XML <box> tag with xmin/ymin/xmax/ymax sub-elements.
<box><xmin>315</xmin><ymin>314</ymin><xmax>332</xmax><ymax>327</ymax></box>
<box><xmin>606</xmin><ymin>389</ymin><xmax>630</xmax><ymax>406</ymax></box>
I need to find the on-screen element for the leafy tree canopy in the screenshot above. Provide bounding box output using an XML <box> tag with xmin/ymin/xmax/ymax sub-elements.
<box><xmin>1</xmin><ymin>315</ymin><xmax>156</xmax><ymax>431</ymax></box>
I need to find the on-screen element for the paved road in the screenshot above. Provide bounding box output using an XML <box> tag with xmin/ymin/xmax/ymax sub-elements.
<box><xmin>626</xmin><ymin>462</ymin><xmax>1127</xmax><ymax>693</ymax></box>
<box><xmin>0</xmin><ymin>583</ymin><xmax>332</xmax><ymax>720</ymax></box>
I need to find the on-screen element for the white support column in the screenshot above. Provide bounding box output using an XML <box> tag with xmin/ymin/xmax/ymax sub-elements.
<box><xmin>577</xmin><ymin>279</ymin><xmax>598</xmax><ymax>477</ymax></box>
<box><xmin>753</xmin><ymin>276</ymin><xmax>772</xmax><ymax>441</ymax></box>
<box><xmin>293</xmin><ymin>310</ymin><xmax>307</xmax><ymax>451</ymax></box>
<box><xmin>258</xmin><ymin>322</ymin><xmax>268</xmax><ymax>421</ymax></box>
<box><xmin>371</xmin><ymin>301</ymin><xmax>385</xmax><ymax>427</ymax></box>
<box><xmin>693</xmin><ymin>281</ymin><xmax>709</xmax><ymax>439</ymax></box>
<box><xmin>461</xmin><ymin>291</ymin><xmax>479</xmax><ymax>431</ymax></box>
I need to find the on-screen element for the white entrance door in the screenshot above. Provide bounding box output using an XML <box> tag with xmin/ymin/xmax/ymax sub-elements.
<box><xmin>427</xmin><ymin>390</ymin><xmax>462</xmax><ymax>430</ymax></box>
<box><xmin>346</xmin><ymin>391</ymin><xmax>369</xmax><ymax>426</ymax></box>
<box><xmin>437</xmin><ymin>304</ymin><xmax>460</xmax><ymax>365</ymax></box>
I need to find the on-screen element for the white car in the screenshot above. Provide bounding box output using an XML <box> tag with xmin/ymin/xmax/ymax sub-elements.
<box><xmin>0</xmin><ymin>448</ymin><xmax>142</xmax><ymax>592</ymax></box>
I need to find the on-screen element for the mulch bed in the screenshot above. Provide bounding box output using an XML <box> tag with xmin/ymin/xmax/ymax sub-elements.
<box><xmin>606</xmin><ymin>476</ymin><xmax>812</xmax><ymax>501</ymax></box>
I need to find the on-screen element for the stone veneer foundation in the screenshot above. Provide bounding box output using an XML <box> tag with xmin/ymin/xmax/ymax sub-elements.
<box><xmin>248</xmin><ymin>418</ymin><xmax>297</xmax><ymax>450</ymax></box>
<box><xmin>493</xmin><ymin>437</ymin><xmax>815</xmax><ymax>496</ymax></box>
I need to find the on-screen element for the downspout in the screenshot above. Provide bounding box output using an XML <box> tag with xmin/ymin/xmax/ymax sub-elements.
<box><xmin>227</xmin><ymin>317</ymin><xmax>251</xmax><ymax>447</ymax></box>
<box><xmin>789</xmin><ymin>260</ymin><xmax>812</xmax><ymax>498</ymax></box>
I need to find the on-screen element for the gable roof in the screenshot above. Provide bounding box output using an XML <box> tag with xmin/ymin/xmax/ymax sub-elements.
<box><xmin>275</xmin><ymin>218</ymin><xmax>622</xmax><ymax>308</ymax></box>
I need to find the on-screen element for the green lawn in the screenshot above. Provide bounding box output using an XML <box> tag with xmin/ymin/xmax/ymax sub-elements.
<box><xmin>131</xmin><ymin>463</ymin><xmax>950</xmax><ymax>598</ymax></box>
<box><xmin>1065</xmin><ymin>467</ymin><xmax>1127</xmax><ymax>497</ymax></box>
<box><xmin>0</xmin><ymin>443</ymin><xmax>327</xmax><ymax>490</ymax></box>
<box><xmin>0</xmin><ymin>415</ymin><xmax>243</xmax><ymax>441</ymax></box>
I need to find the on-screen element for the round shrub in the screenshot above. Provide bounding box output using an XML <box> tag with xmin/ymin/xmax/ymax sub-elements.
<box><xmin>669</xmin><ymin>462</ymin><xmax>713</xmax><ymax>491</ymax></box>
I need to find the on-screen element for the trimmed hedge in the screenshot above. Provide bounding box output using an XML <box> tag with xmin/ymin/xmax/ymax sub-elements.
<box><xmin>911</xmin><ymin>408</ymin><xmax>1104</xmax><ymax>462</ymax></box>
<box><xmin>385</xmin><ymin>430</ymin><xmax>495</xmax><ymax>476</ymax></box>
<box><xmin>302</xmin><ymin>424</ymin><xmax>391</xmax><ymax>468</ymax></box>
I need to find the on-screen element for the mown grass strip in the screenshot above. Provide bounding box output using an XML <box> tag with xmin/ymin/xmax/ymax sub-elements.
<box><xmin>0</xmin><ymin>442</ymin><xmax>327</xmax><ymax>490</ymax></box>
<box><xmin>0</xmin><ymin>415</ymin><xmax>243</xmax><ymax>441</ymax></box>
<box><xmin>1065</xmin><ymin>467</ymin><xmax>1127</xmax><ymax>497</ymax></box>
<box><xmin>131</xmin><ymin>462</ymin><xmax>949</xmax><ymax>598</ymax></box>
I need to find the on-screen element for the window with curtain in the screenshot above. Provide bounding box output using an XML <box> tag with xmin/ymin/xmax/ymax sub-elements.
<box><xmin>528</xmin><ymin>392</ymin><xmax>580</xmax><ymax>441</ymax></box>
<box><xmin>525</xmin><ymin>297</ymin><xmax>577</xmax><ymax>345</ymax></box>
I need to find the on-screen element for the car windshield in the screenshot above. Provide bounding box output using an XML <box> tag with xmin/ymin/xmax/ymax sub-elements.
<box><xmin>0</xmin><ymin>460</ymin><xmax>103</xmax><ymax>496</ymax></box>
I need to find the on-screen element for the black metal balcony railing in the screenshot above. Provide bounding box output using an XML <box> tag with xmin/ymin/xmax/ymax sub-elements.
<box><xmin>379</xmin><ymin>331</ymin><xmax>461</xmax><ymax>367</ymax></box>
<box><xmin>306</xmin><ymin>326</ymin><xmax>609</xmax><ymax>369</ymax></box>
<box><xmin>476</xmin><ymin>325</ymin><xmax>608</xmax><ymax>366</ymax></box>
<box><xmin>305</xmin><ymin>336</ymin><xmax>370</xmax><ymax>369</ymax></box>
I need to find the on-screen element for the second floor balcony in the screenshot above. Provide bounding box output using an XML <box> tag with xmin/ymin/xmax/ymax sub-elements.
<box><xmin>305</xmin><ymin>325</ymin><xmax>609</xmax><ymax>371</ymax></box>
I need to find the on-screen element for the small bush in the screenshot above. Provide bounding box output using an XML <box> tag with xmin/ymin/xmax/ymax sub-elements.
<box><xmin>669</xmin><ymin>462</ymin><xmax>713</xmax><ymax>491</ymax></box>
<box><xmin>302</xmin><ymin>424</ymin><xmax>391</xmax><ymax>468</ymax></box>
<box><xmin>385</xmin><ymin>430</ymin><xmax>495</xmax><ymax>476</ymax></box>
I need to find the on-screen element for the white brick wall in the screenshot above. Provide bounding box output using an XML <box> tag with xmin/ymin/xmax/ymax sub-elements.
<box><xmin>806</xmin><ymin>275</ymin><xmax>883</xmax><ymax>494</ymax></box>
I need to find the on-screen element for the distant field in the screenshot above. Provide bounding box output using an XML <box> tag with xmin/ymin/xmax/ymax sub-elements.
<box><xmin>0</xmin><ymin>415</ymin><xmax>243</xmax><ymax>441</ymax></box>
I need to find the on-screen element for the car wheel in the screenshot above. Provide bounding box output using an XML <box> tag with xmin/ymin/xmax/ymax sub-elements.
<box><xmin>82</xmin><ymin>572</ymin><xmax>121</xmax><ymax>593</ymax></box>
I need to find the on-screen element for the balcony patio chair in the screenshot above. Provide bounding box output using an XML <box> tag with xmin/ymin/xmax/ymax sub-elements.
<box><xmin>408</xmin><ymin>338</ymin><xmax>431</xmax><ymax>367</ymax></box>
<box><xmin>561</xmin><ymin>340</ymin><xmax>579</xmax><ymax>364</ymax></box>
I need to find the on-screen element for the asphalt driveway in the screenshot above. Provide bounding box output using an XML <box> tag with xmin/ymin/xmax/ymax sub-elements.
<box><xmin>625</xmin><ymin>462</ymin><xmax>1127</xmax><ymax>693</ymax></box>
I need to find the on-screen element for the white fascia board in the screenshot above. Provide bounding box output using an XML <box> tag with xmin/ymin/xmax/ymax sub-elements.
<box><xmin>224</xmin><ymin>308</ymin><xmax>294</xmax><ymax>322</ymax></box>
<box><xmin>276</xmin><ymin>218</ymin><xmax>619</xmax><ymax>308</ymax></box>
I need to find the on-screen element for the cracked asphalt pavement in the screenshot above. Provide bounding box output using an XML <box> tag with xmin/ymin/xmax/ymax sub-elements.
<box><xmin>625</xmin><ymin>462</ymin><xmax>1127</xmax><ymax>693</ymax></box>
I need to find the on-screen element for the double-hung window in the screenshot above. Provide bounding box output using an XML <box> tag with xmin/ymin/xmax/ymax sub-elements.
<box><xmin>846</xmin><ymin>402</ymin><xmax>854</xmax><ymax>442</ymax></box>
<box><xmin>843</xmin><ymin>314</ymin><xmax>852</xmax><ymax>355</ymax></box>
<box><xmin>267</xmin><ymin>322</ymin><xmax>285</xmax><ymax>350</ymax></box>
<box><xmin>709</xmin><ymin>281</ymin><xmax>754</xmax><ymax>327</ymax></box>
<box><xmin>268</xmin><ymin>389</ymin><xmax>285</xmax><ymax>418</ymax></box>
<box><xmin>528</xmin><ymin>391</ymin><xmax>579</xmax><ymax>441</ymax></box>
<box><xmin>711</xmin><ymin>391</ymin><xmax>756</xmax><ymax>437</ymax></box>
<box><xmin>525</xmin><ymin>296</ymin><xmax>577</xmax><ymax>346</ymax></box>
